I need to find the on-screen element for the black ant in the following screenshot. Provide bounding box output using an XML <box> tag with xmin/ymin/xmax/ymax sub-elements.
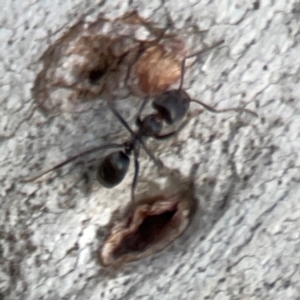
<box><xmin>22</xmin><ymin>40</ymin><xmax>257</xmax><ymax>202</ymax></box>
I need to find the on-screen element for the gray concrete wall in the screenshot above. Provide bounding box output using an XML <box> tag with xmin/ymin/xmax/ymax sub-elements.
<box><xmin>1</xmin><ymin>0</ymin><xmax>300</xmax><ymax>299</ymax></box>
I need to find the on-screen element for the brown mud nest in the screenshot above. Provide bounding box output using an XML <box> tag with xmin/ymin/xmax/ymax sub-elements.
<box><xmin>33</xmin><ymin>12</ymin><xmax>186</xmax><ymax>113</ymax></box>
<box><xmin>100</xmin><ymin>191</ymin><xmax>196</xmax><ymax>267</ymax></box>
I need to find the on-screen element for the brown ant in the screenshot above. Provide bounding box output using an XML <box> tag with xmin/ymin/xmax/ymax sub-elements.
<box><xmin>22</xmin><ymin>40</ymin><xmax>257</xmax><ymax>202</ymax></box>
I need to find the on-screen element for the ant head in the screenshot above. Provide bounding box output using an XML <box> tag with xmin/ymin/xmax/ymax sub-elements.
<box><xmin>97</xmin><ymin>151</ymin><xmax>130</xmax><ymax>188</ymax></box>
<box><xmin>139</xmin><ymin>114</ymin><xmax>163</xmax><ymax>137</ymax></box>
<box><xmin>152</xmin><ymin>90</ymin><xmax>190</xmax><ymax>125</ymax></box>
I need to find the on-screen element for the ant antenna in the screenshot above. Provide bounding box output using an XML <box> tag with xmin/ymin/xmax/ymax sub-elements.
<box><xmin>178</xmin><ymin>39</ymin><xmax>225</xmax><ymax>90</ymax></box>
<box><xmin>175</xmin><ymin>39</ymin><xmax>257</xmax><ymax>118</ymax></box>
<box><xmin>191</xmin><ymin>99</ymin><xmax>258</xmax><ymax>118</ymax></box>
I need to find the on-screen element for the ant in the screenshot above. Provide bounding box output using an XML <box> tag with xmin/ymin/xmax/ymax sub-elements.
<box><xmin>22</xmin><ymin>40</ymin><xmax>257</xmax><ymax>202</ymax></box>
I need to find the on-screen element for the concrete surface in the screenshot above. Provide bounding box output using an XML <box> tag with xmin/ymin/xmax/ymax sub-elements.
<box><xmin>1</xmin><ymin>0</ymin><xmax>300</xmax><ymax>299</ymax></box>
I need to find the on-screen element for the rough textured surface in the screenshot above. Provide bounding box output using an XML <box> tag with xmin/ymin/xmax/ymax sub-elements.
<box><xmin>1</xmin><ymin>0</ymin><xmax>300</xmax><ymax>299</ymax></box>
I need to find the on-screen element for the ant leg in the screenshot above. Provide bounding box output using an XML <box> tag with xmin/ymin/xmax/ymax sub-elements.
<box><xmin>107</xmin><ymin>98</ymin><xmax>135</xmax><ymax>135</ymax></box>
<box><xmin>191</xmin><ymin>99</ymin><xmax>258</xmax><ymax>117</ymax></box>
<box><xmin>20</xmin><ymin>143</ymin><xmax>124</xmax><ymax>182</ymax></box>
<box><xmin>135</xmin><ymin>96</ymin><xmax>149</xmax><ymax>127</ymax></box>
<box><xmin>107</xmin><ymin>98</ymin><xmax>162</xmax><ymax>168</ymax></box>
<box><xmin>178</xmin><ymin>39</ymin><xmax>225</xmax><ymax>90</ymax></box>
<box><xmin>178</xmin><ymin>54</ymin><xmax>187</xmax><ymax>90</ymax></box>
<box><xmin>140</xmin><ymin>142</ymin><xmax>163</xmax><ymax>170</ymax></box>
<box><xmin>131</xmin><ymin>149</ymin><xmax>140</xmax><ymax>202</ymax></box>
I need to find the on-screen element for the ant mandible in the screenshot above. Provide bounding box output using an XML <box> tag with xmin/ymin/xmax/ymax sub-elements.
<box><xmin>22</xmin><ymin>40</ymin><xmax>257</xmax><ymax>202</ymax></box>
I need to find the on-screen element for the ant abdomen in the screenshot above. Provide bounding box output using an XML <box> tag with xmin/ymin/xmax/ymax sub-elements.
<box><xmin>152</xmin><ymin>90</ymin><xmax>190</xmax><ymax>125</ymax></box>
<box><xmin>97</xmin><ymin>151</ymin><xmax>130</xmax><ymax>188</ymax></box>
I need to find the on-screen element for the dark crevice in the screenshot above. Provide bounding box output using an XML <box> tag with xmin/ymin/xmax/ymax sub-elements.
<box><xmin>253</xmin><ymin>0</ymin><xmax>260</xmax><ymax>10</ymax></box>
<box><xmin>113</xmin><ymin>209</ymin><xmax>177</xmax><ymax>257</ymax></box>
<box><xmin>88</xmin><ymin>68</ymin><xmax>107</xmax><ymax>85</ymax></box>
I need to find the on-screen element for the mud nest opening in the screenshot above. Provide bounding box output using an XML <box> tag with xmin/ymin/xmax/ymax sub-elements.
<box><xmin>33</xmin><ymin>12</ymin><xmax>186</xmax><ymax>113</ymax></box>
<box><xmin>100</xmin><ymin>193</ymin><xmax>193</xmax><ymax>266</ymax></box>
<box><xmin>88</xmin><ymin>67</ymin><xmax>107</xmax><ymax>85</ymax></box>
<box><xmin>114</xmin><ymin>209</ymin><xmax>177</xmax><ymax>256</ymax></box>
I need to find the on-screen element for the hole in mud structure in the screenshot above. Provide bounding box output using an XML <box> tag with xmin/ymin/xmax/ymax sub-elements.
<box><xmin>114</xmin><ymin>209</ymin><xmax>177</xmax><ymax>256</ymax></box>
<box><xmin>100</xmin><ymin>191</ymin><xmax>194</xmax><ymax>267</ymax></box>
<box><xmin>33</xmin><ymin>12</ymin><xmax>186</xmax><ymax>113</ymax></box>
<box><xmin>88</xmin><ymin>67</ymin><xmax>107</xmax><ymax>85</ymax></box>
